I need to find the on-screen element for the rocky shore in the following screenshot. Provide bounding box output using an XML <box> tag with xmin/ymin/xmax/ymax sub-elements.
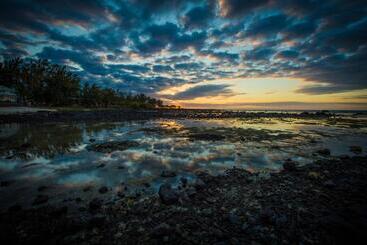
<box><xmin>0</xmin><ymin>108</ymin><xmax>338</xmax><ymax>124</ymax></box>
<box><xmin>1</xmin><ymin>156</ymin><xmax>366</xmax><ymax>244</ymax></box>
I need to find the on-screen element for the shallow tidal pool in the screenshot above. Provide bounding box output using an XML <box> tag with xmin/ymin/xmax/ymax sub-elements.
<box><xmin>0</xmin><ymin>117</ymin><xmax>366</xmax><ymax>210</ymax></box>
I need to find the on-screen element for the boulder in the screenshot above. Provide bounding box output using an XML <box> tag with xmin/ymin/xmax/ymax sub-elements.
<box><xmin>158</xmin><ymin>184</ymin><xmax>179</xmax><ymax>205</ymax></box>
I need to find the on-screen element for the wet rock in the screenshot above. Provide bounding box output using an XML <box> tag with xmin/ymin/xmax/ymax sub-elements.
<box><xmin>88</xmin><ymin>214</ymin><xmax>106</xmax><ymax>227</ymax></box>
<box><xmin>152</xmin><ymin>223</ymin><xmax>172</xmax><ymax>237</ymax></box>
<box><xmin>161</xmin><ymin>170</ymin><xmax>176</xmax><ymax>177</ymax></box>
<box><xmin>97</xmin><ymin>163</ymin><xmax>106</xmax><ymax>168</ymax></box>
<box><xmin>228</xmin><ymin>209</ymin><xmax>241</xmax><ymax>225</ymax></box>
<box><xmin>89</xmin><ymin>198</ymin><xmax>103</xmax><ymax>211</ymax></box>
<box><xmin>158</xmin><ymin>184</ymin><xmax>179</xmax><ymax>205</ymax></box>
<box><xmin>117</xmin><ymin>191</ymin><xmax>125</xmax><ymax>198</ymax></box>
<box><xmin>324</xmin><ymin>180</ymin><xmax>336</xmax><ymax>188</ymax></box>
<box><xmin>180</xmin><ymin>177</ymin><xmax>188</xmax><ymax>187</ymax></box>
<box><xmin>99</xmin><ymin>186</ymin><xmax>109</xmax><ymax>194</ymax></box>
<box><xmin>83</xmin><ymin>186</ymin><xmax>93</xmax><ymax>192</ymax></box>
<box><xmin>37</xmin><ymin>185</ymin><xmax>48</xmax><ymax>192</ymax></box>
<box><xmin>32</xmin><ymin>194</ymin><xmax>49</xmax><ymax>205</ymax></box>
<box><xmin>89</xmin><ymin>138</ymin><xmax>96</xmax><ymax>142</ymax></box>
<box><xmin>350</xmin><ymin>146</ymin><xmax>362</xmax><ymax>154</ymax></box>
<box><xmin>87</xmin><ymin>141</ymin><xmax>139</xmax><ymax>153</ymax></box>
<box><xmin>186</xmin><ymin>187</ymin><xmax>197</xmax><ymax>198</ymax></box>
<box><xmin>21</xmin><ymin>163</ymin><xmax>39</xmax><ymax>168</ymax></box>
<box><xmin>316</xmin><ymin>148</ymin><xmax>331</xmax><ymax>156</ymax></box>
<box><xmin>50</xmin><ymin>206</ymin><xmax>68</xmax><ymax>217</ymax></box>
<box><xmin>283</xmin><ymin>159</ymin><xmax>297</xmax><ymax>171</ymax></box>
<box><xmin>189</xmin><ymin>133</ymin><xmax>225</xmax><ymax>141</ymax></box>
<box><xmin>0</xmin><ymin>180</ymin><xmax>14</xmax><ymax>187</ymax></box>
<box><xmin>194</xmin><ymin>178</ymin><xmax>206</xmax><ymax>190</ymax></box>
<box><xmin>8</xmin><ymin>204</ymin><xmax>22</xmax><ymax>212</ymax></box>
<box><xmin>117</xmin><ymin>166</ymin><xmax>125</xmax><ymax>169</ymax></box>
<box><xmin>143</xmin><ymin>182</ymin><xmax>151</xmax><ymax>188</ymax></box>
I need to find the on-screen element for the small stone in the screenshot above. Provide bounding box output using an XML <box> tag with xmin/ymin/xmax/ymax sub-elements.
<box><xmin>180</xmin><ymin>177</ymin><xmax>188</xmax><ymax>186</ymax></box>
<box><xmin>152</xmin><ymin>223</ymin><xmax>171</xmax><ymax>237</ymax></box>
<box><xmin>37</xmin><ymin>185</ymin><xmax>48</xmax><ymax>192</ymax></box>
<box><xmin>324</xmin><ymin>180</ymin><xmax>336</xmax><ymax>188</ymax></box>
<box><xmin>194</xmin><ymin>178</ymin><xmax>206</xmax><ymax>190</ymax></box>
<box><xmin>283</xmin><ymin>159</ymin><xmax>297</xmax><ymax>171</ymax></box>
<box><xmin>158</xmin><ymin>184</ymin><xmax>179</xmax><ymax>205</ymax></box>
<box><xmin>32</xmin><ymin>194</ymin><xmax>49</xmax><ymax>205</ymax></box>
<box><xmin>316</xmin><ymin>148</ymin><xmax>331</xmax><ymax>156</ymax></box>
<box><xmin>99</xmin><ymin>186</ymin><xmax>109</xmax><ymax>194</ymax></box>
<box><xmin>89</xmin><ymin>198</ymin><xmax>103</xmax><ymax>211</ymax></box>
<box><xmin>161</xmin><ymin>170</ymin><xmax>176</xmax><ymax>177</ymax></box>
<box><xmin>350</xmin><ymin>145</ymin><xmax>362</xmax><ymax>154</ymax></box>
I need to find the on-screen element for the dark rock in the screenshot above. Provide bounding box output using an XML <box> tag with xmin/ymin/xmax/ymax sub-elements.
<box><xmin>50</xmin><ymin>206</ymin><xmax>68</xmax><ymax>217</ymax></box>
<box><xmin>189</xmin><ymin>133</ymin><xmax>225</xmax><ymax>141</ymax></box>
<box><xmin>151</xmin><ymin>223</ymin><xmax>172</xmax><ymax>237</ymax></box>
<box><xmin>350</xmin><ymin>146</ymin><xmax>362</xmax><ymax>154</ymax></box>
<box><xmin>8</xmin><ymin>204</ymin><xmax>22</xmax><ymax>212</ymax></box>
<box><xmin>317</xmin><ymin>148</ymin><xmax>331</xmax><ymax>156</ymax></box>
<box><xmin>324</xmin><ymin>180</ymin><xmax>336</xmax><ymax>188</ymax></box>
<box><xmin>89</xmin><ymin>198</ymin><xmax>103</xmax><ymax>211</ymax></box>
<box><xmin>143</xmin><ymin>182</ymin><xmax>151</xmax><ymax>188</ymax></box>
<box><xmin>283</xmin><ymin>159</ymin><xmax>297</xmax><ymax>171</ymax></box>
<box><xmin>194</xmin><ymin>178</ymin><xmax>206</xmax><ymax>190</ymax></box>
<box><xmin>87</xmin><ymin>141</ymin><xmax>139</xmax><ymax>153</ymax></box>
<box><xmin>88</xmin><ymin>214</ymin><xmax>106</xmax><ymax>227</ymax></box>
<box><xmin>97</xmin><ymin>163</ymin><xmax>106</xmax><ymax>168</ymax></box>
<box><xmin>89</xmin><ymin>138</ymin><xmax>96</xmax><ymax>142</ymax></box>
<box><xmin>186</xmin><ymin>187</ymin><xmax>197</xmax><ymax>198</ymax></box>
<box><xmin>75</xmin><ymin>197</ymin><xmax>82</xmax><ymax>203</ymax></box>
<box><xmin>180</xmin><ymin>177</ymin><xmax>188</xmax><ymax>187</ymax></box>
<box><xmin>83</xmin><ymin>186</ymin><xmax>93</xmax><ymax>192</ymax></box>
<box><xmin>99</xmin><ymin>186</ymin><xmax>109</xmax><ymax>194</ymax></box>
<box><xmin>37</xmin><ymin>185</ymin><xmax>48</xmax><ymax>192</ymax></box>
<box><xmin>117</xmin><ymin>166</ymin><xmax>125</xmax><ymax>169</ymax></box>
<box><xmin>0</xmin><ymin>180</ymin><xmax>13</xmax><ymax>187</ymax></box>
<box><xmin>32</xmin><ymin>195</ymin><xmax>49</xmax><ymax>206</ymax></box>
<box><xmin>158</xmin><ymin>184</ymin><xmax>179</xmax><ymax>205</ymax></box>
<box><xmin>228</xmin><ymin>209</ymin><xmax>241</xmax><ymax>225</ymax></box>
<box><xmin>161</xmin><ymin>170</ymin><xmax>176</xmax><ymax>177</ymax></box>
<box><xmin>117</xmin><ymin>191</ymin><xmax>125</xmax><ymax>198</ymax></box>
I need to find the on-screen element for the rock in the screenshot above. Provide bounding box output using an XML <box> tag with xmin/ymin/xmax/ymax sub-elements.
<box><xmin>283</xmin><ymin>159</ymin><xmax>297</xmax><ymax>171</ymax></box>
<box><xmin>75</xmin><ymin>197</ymin><xmax>82</xmax><ymax>203</ymax></box>
<box><xmin>99</xmin><ymin>186</ymin><xmax>109</xmax><ymax>194</ymax></box>
<box><xmin>180</xmin><ymin>177</ymin><xmax>188</xmax><ymax>186</ymax></box>
<box><xmin>161</xmin><ymin>170</ymin><xmax>176</xmax><ymax>177</ymax></box>
<box><xmin>117</xmin><ymin>166</ymin><xmax>125</xmax><ymax>169</ymax></box>
<box><xmin>89</xmin><ymin>198</ymin><xmax>103</xmax><ymax>211</ymax></box>
<box><xmin>83</xmin><ymin>186</ymin><xmax>93</xmax><ymax>192</ymax></box>
<box><xmin>50</xmin><ymin>206</ymin><xmax>68</xmax><ymax>217</ymax></box>
<box><xmin>89</xmin><ymin>138</ymin><xmax>96</xmax><ymax>142</ymax></box>
<box><xmin>350</xmin><ymin>146</ymin><xmax>362</xmax><ymax>154</ymax></box>
<box><xmin>97</xmin><ymin>163</ymin><xmax>106</xmax><ymax>168</ymax></box>
<box><xmin>186</xmin><ymin>187</ymin><xmax>197</xmax><ymax>198</ymax></box>
<box><xmin>8</xmin><ymin>204</ymin><xmax>22</xmax><ymax>212</ymax></box>
<box><xmin>316</xmin><ymin>148</ymin><xmax>331</xmax><ymax>156</ymax></box>
<box><xmin>158</xmin><ymin>184</ymin><xmax>179</xmax><ymax>205</ymax></box>
<box><xmin>324</xmin><ymin>180</ymin><xmax>336</xmax><ymax>188</ymax></box>
<box><xmin>87</xmin><ymin>141</ymin><xmax>139</xmax><ymax>153</ymax></box>
<box><xmin>143</xmin><ymin>182</ymin><xmax>151</xmax><ymax>188</ymax></box>
<box><xmin>189</xmin><ymin>133</ymin><xmax>225</xmax><ymax>141</ymax></box>
<box><xmin>117</xmin><ymin>191</ymin><xmax>125</xmax><ymax>198</ymax></box>
<box><xmin>32</xmin><ymin>194</ymin><xmax>49</xmax><ymax>205</ymax></box>
<box><xmin>88</xmin><ymin>214</ymin><xmax>106</xmax><ymax>227</ymax></box>
<box><xmin>308</xmin><ymin>171</ymin><xmax>321</xmax><ymax>179</ymax></box>
<box><xmin>0</xmin><ymin>180</ymin><xmax>13</xmax><ymax>187</ymax></box>
<box><xmin>228</xmin><ymin>209</ymin><xmax>241</xmax><ymax>225</ymax></box>
<box><xmin>37</xmin><ymin>185</ymin><xmax>48</xmax><ymax>192</ymax></box>
<box><xmin>194</xmin><ymin>178</ymin><xmax>206</xmax><ymax>190</ymax></box>
<box><xmin>152</xmin><ymin>223</ymin><xmax>172</xmax><ymax>237</ymax></box>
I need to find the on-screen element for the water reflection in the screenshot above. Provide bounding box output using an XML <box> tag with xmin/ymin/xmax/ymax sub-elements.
<box><xmin>0</xmin><ymin>118</ymin><xmax>366</xmax><ymax>209</ymax></box>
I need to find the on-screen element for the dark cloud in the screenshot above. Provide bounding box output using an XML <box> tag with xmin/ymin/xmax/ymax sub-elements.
<box><xmin>168</xmin><ymin>84</ymin><xmax>234</xmax><ymax>100</ymax></box>
<box><xmin>183</xmin><ymin>5</ymin><xmax>214</xmax><ymax>28</ymax></box>
<box><xmin>219</xmin><ymin>0</ymin><xmax>270</xmax><ymax>18</ymax></box>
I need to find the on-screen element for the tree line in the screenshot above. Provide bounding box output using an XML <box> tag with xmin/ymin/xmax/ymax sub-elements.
<box><xmin>0</xmin><ymin>58</ymin><xmax>171</xmax><ymax>108</ymax></box>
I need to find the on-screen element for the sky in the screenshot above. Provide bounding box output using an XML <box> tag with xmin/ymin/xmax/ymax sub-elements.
<box><xmin>0</xmin><ymin>0</ymin><xmax>366</xmax><ymax>110</ymax></box>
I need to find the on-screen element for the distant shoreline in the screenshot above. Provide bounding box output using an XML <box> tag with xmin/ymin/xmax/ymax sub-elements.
<box><xmin>1</xmin><ymin>107</ymin><xmax>363</xmax><ymax>124</ymax></box>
